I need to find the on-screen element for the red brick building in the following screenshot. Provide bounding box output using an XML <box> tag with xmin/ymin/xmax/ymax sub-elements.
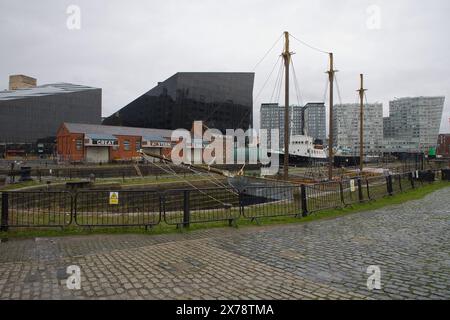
<box><xmin>437</xmin><ymin>134</ymin><xmax>450</xmax><ymax>159</ymax></box>
<box><xmin>57</xmin><ymin>123</ymin><xmax>173</xmax><ymax>163</ymax></box>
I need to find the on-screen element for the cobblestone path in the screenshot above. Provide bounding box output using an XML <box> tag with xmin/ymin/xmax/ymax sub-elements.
<box><xmin>1</xmin><ymin>187</ymin><xmax>449</xmax><ymax>300</ymax></box>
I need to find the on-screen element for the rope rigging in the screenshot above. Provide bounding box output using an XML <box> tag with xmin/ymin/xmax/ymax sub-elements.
<box><xmin>252</xmin><ymin>33</ymin><xmax>284</xmax><ymax>71</ymax></box>
<box><xmin>140</xmin><ymin>151</ymin><xmax>235</xmax><ymax>206</ymax></box>
<box><xmin>334</xmin><ymin>73</ymin><xmax>343</xmax><ymax>106</ymax></box>
<box><xmin>255</xmin><ymin>55</ymin><xmax>282</xmax><ymax>102</ymax></box>
<box><xmin>271</xmin><ymin>59</ymin><xmax>284</xmax><ymax>104</ymax></box>
<box><xmin>290</xmin><ymin>58</ymin><xmax>304</xmax><ymax>107</ymax></box>
<box><xmin>288</xmin><ymin>33</ymin><xmax>330</xmax><ymax>55</ymax></box>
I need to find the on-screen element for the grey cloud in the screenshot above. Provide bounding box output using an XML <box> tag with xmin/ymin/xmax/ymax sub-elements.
<box><xmin>0</xmin><ymin>0</ymin><xmax>448</xmax><ymax>132</ymax></box>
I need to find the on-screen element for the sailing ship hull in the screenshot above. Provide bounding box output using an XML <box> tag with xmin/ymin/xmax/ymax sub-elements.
<box><xmin>278</xmin><ymin>152</ymin><xmax>328</xmax><ymax>165</ymax></box>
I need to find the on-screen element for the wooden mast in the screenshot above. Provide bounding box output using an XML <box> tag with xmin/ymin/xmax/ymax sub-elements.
<box><xmin>327</xmin><ymin>53</ymin><xmax>335</xmax><ymax>181</ymax></box>
<box><xmin>358</xmin><ymin>74</ymin><xmax>367</xmax><ymax>173</ymax></box>
<box><xmin>283</xmin><ymin>31</ymin><xmax>291</xmax><ymax>180</ymax></box>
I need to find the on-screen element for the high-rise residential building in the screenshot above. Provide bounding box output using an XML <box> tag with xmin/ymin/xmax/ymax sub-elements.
<box><xmin>332</xmin><ymin>103</ymin><xmax>383</xmax><ymax>156</ymax></box>
<box><xmin>259</xmin><ymin>102</ymin><xmax>326</xmax><ymax>149</ymax></box>
<box><xmin>0</xmin><ymin>81</ymin><xmax>102</xmax><ymax>143</ymax></box>
<box><xmin>260</xmin><ymin>103</ymin><xmax>301</xmax><ymax>149</ymax></box>
<box><xmin>383</xmin><ymin>96</ymin><xmax>445</xmax><ymax>153</ymax></box>
<box><xmin>303</xmin><ymin>102</ymin><xmax>326</xmax><ymax>144</ymax></box>
<box><xmin>103</xmin><ymin>72</ymin><xmax>254</xmax><ymax>132</ymax></box>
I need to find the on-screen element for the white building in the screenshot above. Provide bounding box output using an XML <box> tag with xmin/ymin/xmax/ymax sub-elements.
<box><xmin>260</xmin><ymin>102</ymin><xmax>326</xmax><ymax>150</ymax></box>
<box><xmin>383</xmin><ymin>96</ymin><xmax>445</xmax><ymax>153</ymax></box>
<box><xmin>333</xmin><ymin>103</ymin><xmax>384</xmax><ymax>156</ymax></box>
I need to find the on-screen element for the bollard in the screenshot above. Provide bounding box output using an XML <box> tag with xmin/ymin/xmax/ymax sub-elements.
<box><xmin>301</xmin><ymin>184</ymin><xmax>308</xmax><ymax>217</ymax></box>
<box><xmin>183</xmin><ymin>190</ymin><xmax>190</xmax><ymax>228</ymax></box>
<box><xmin>1</xmin><ymin>193</ymin><xmax>9</xmax><ymax>232</ymax></box>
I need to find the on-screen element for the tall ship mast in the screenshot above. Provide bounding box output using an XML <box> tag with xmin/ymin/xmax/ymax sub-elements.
<box><xmin>272</xmin><ymin>32</ymin><xmax>328</xmax><ymax>176</ymax></box>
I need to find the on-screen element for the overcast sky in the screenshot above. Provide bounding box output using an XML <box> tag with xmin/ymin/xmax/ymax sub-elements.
<box><xmin>1</xmin><ymin>0</ymin><xmax>449</xmax><ymax>133</ymax></box>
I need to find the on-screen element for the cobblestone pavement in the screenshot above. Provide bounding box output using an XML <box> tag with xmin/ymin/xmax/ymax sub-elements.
<box><xmin>1</xmin><ymin>187</ymin><xmax>449</xmax><ymax>300</ymax></box>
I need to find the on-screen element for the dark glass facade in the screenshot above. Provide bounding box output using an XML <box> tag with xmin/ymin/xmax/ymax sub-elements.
<box><xmin>103</xmin><ymin>72</ymin><xmax>254</xmax><ymax>132</ymax></box>
<box><xmin>0</xmin><ymin>88</ymin><xmax>101</xmax><ymax>143</ymax></box>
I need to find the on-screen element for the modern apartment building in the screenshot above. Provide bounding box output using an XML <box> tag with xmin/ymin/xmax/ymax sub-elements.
<box><xmin>383</xmin><ymin>96</ymin><xmax>445</xmax><ymax>153</ymax></box>
<box><xmin>303</xmin><ymin>102</ymin><xmax>327</xmax><ymax>144</ymax></box>
<box><xmin>332</xmin><ymin>103</ymin><xmax>383</xmax><ymax>156</ymax></box>
<box><xmin>260</xmin><ymin>102</ymin><xmax>326</xmax><ymax>149</ymax></box>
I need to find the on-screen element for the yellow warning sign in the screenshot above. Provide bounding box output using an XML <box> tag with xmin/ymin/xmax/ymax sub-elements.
<box><xmin>109</xmin><ymin>192</ymin><xmax>119</xmax><ymax>205</ymax></box>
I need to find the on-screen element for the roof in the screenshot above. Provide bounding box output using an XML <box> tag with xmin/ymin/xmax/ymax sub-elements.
<box><xmin>63</xmin><ymin>123</ymin><xmax>173</xmax><ymax>139</ymax></box>
<box><xmin>0</xmin><ymin>83</ymin><xmax>100</xmax><ymax>101</ymax></box>
<box><xmin>85</xmin><ymin>133</ymin><xmax>118</xmax><ymax>141</ymax></box>
<box><xmin>142</xmin><ymin>134</ymin><xmax>169</xmax><ymax>142</ymax></box>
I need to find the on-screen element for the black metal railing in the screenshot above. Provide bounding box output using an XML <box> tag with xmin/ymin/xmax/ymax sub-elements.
<box><xmin>305</xmin><ymin>181</ymin><xmax>342</xmax><ymax>213</ymax></box>
<box><xmin>0</xmin><ymin>191</ymin><xmax>72</xmax><ymax>228</ymax></box>
<box><xmin>399</xmin><ymin>172</ymin><xmax>414</xmax><ymax>192</ymax></box>
<box><xmin>367</xmin><ymin>176</ymin><xmax>389</xmax><ymax>200</ymax></box>
<box><xmin>74</xmin><ymin>190</ymin><xmax>161</xmax><ymax>227</ymax></box>
<box><xmin>240</xmin><ymin>185</ymin><xmax>304</xmax><ymax>219</ymax></box>
<box><xmin>0</xmin><ymin>169</ymin><xmax>447</xmax><ymax>231</ymax></box>
<box><xmin>163</xmin><ymin>188</ymin><xmax>240</xmax><ymax>227</ymax></box>
<box><xmin>341</xmin><ymin>179</ymin><xmax>361</xmax><ymax>205</ymax></box>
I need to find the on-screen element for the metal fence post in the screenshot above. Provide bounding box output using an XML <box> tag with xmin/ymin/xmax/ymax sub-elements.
<box><xmin>301</xmin><ymin>184</ymin><xmax>308</xmax><ymax>217</ymax></box>
<box><xmin>339</xmin><ymin>182</ymin><xmax>344</xmax><ymax>205</ymax></box>
<box><xmin>238</xmin><ymin>191</ymin><xmax>244</xmax><ymax>217</ymax></box>
<box><xmin>1</xmin><ymin>193</ymin><xmax>9</xmax><ymax>232</ymax></box>
<box><xmin>410</xmin><ymin>172</ymin><xmax>415</xmax><ymax>189</ymax></box>
<box><xmin>357</xmin><ymin>178</ymin><xmax>364</xmax><ymax>202</ymax></box>
<box><xmin>183</xmin><ymin>190</ymin><xmax>190</xmax><ymax>228</ymax></box>
<box><xmin>387</xmin><ymin>175</ymin><xmax>393</xmax><ymax>196</ymax></box>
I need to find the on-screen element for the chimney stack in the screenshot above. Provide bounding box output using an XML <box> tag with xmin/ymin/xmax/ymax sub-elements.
<box><xmin>9</xmin><ymin>75</ymin><xmax>37</xmax><ymax>90</ymax></box>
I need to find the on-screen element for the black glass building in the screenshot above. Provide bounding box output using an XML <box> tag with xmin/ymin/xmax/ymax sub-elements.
<box><xmin>103</xmin><ymin>72</ymin><xmax>255</xmax><ymax>132</ymax></box>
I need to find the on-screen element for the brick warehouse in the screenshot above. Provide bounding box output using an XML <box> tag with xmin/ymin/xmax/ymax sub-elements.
<box><xmin>437</xmin><ymin>134</ymin><xmax>450</xmax><ymax>159</ymax></box>
<box><xmin>57</xmin><ymin>123</ymin><xmax>173</xmax><ymax>163</ymax></box>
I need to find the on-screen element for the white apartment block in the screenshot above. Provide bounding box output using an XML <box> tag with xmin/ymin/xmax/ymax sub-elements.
<box><xmin>333</xmin><ymin>103</ymin><xmax>383</xmax><ymax>156</ymax></box>
<box><xmin>383</xmin><ymin>96</ymin><xmax>445</xmax><ymax>153</ymax></box>
<box><xmin>260</xmin><ymin>102</ymin><xmax>326</xmax><ymax>150</ymax></box>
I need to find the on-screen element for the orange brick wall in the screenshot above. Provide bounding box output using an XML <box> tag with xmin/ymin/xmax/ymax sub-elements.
<box><xmin>110</xmin><ymin>135</ymin><xmax>141</xmax><ymax>161</ymax></box>
<box><xmin>56</xmin><ymin>125</ymin><xmax>85</xmax><ymax>161</ymax></box>
<box><xmin>57</xmin><ymin>124</ymin><xmax>174</xmax><ymax>162</ymax></box>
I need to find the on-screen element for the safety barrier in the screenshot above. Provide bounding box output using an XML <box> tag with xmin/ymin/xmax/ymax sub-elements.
<box><xmin>163</xmin><ymin>188</ymin><xmax>240</xmax><ymax>227</ymax></box>
<box><xmin>240</xmin><ymin>185</ymin><xmax>304</xmax><ymax>219</ymax></box>
<box><xmin>74</xmin><ymin>190</ymin><xmax>161</xmax><ymax>227</ymax></box>
<box><xmin>305</xmin><ymin>181</ymin><xmax>343</xmax><ymax>213</ymax></box>
<box><xmin>0</xmin><ymin>191</ymin><xmax>72</xmax><ymax>229</ymax></box>
<box><xmin>0</xmin><ymin>169</ymin><xmax>447</xmax><ymax>231</ymax></box>
<box><xmin>399</xmin><ymin>172</ymin><xmax>414</xmax><ymax>192</ymax></box>
<box><xmin>367</xmin><ymin>176</ymin><xmax>389</xmax><ymax>200</ymax></box>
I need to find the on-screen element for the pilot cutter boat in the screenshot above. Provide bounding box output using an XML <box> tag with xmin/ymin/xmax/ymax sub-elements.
<box><xmin>270</xmin><ymin>134</ymin><xmax>328</xmax><ymax>165</ymax></box>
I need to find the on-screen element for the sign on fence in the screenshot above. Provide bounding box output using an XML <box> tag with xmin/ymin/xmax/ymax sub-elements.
<box><xmin>350</xmin><ymin>179</ymin><xmax>356</xmax><ymax>192</ymax></box>
<box><xmin>109</xmin><ymin>192</ymin><xmax>119</xmax><ymax>205</ymax></box>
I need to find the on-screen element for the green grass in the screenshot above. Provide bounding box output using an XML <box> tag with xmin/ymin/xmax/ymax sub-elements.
<box><xmin>0</xmin><ymin>175</ymin><xmax>220</xmax><ymax>192</ymax></box>
<box><xmin>0</xmin><ymin>180</ymin><xmax>44</xmax><ymax>191</ymax></box>
<box><xmin>1</xmin><ymin>181</ymin><xmax>448</xmax><ymax>240</ymax></box>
